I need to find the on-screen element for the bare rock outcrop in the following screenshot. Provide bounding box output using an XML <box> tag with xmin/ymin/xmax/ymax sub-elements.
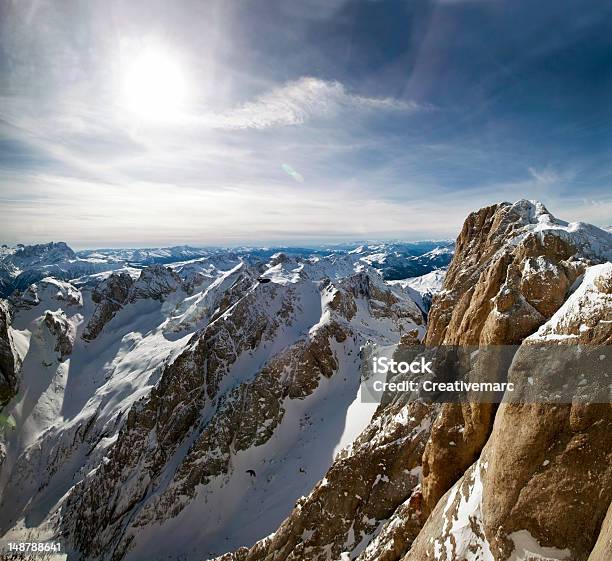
<box><xmin>83</xmin><ymin>266</ymin><xmax>182</xmax><ymax>341</ymax></box>
<box><xmin>128</xmin><ymin>264</ymin><xmax>182</xmax><ymax>302</ymax></box>
<box><xmin>404</xmin><ymin>262</ymin><xmax>612</xmax><ymax>561</ymax></box>
<box><xmin>82</xmin><ymin>272</ymin><xmax>133</xmax><ymax>340</ymax></box>
<box><xmin>421</xmin><ymin>200</ymin><xmax>609</xmax><ymax>514</ymax></box>
<box><xmin>0</xmin><ymin>299</ymin><xmax>21</xmax><ymax>406</ymax></box>
<box><xmin>588</xmin><ymin>502</ymin><xmax>612</xmax><ymax>561</ymax></box>
<box><xmin>425</xmin><ymin>200</ymin><xmax>608</xmax><ymax>347</ymax></box>
<box><xmin>10</xmin><ymin>278</ymin><xmax>83</xmax><ymax>310</ymax></box>
<box><xmin>43</xmin><ymin>310</ymin><xmax>76</xmax><ymax>361</ymax></box>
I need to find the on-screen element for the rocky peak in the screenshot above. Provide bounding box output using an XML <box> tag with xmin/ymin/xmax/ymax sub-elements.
<box><xmin>10</xmin><ymin>284</ymin><xmax>41</xmax><ymax>308</ymax></box>
<box><xmin>43</xmin><ymin>310</ymin><xmax>76</xmax><ymax>361</ymax></box>
<box><xmin>5</xmin><ymin>241</ymin><xmax>76</xmax><ymax>269</ymax></box>
<box><xmin>268</xmin><ymin>252</ymin><xmax>290</xmax><ymax>267</ymax></box>
<box><xmin>328</xmin><ymin>271</ymin><xmax>424</xmax><ymax>329</ymax></box>
<box><xmin>83</xmin><ymin>266</ymin><xmax>183</xmax><ymax>341</ymax></box>
<box><xmin>426</xmin><ymin>199</ymin><xmax>610</xmax><ymax>347</ymax></box>
<box><xmin>421</xmin><ymin>200</ymin><xmax>612</xmax><ymax>515</ymax></box>
<box><xmin>128</xmin><ymin>265</ymin><xmax>183</xmax><ymax>302</ymax></box>
<box><xmin>165</xmin><ymin>263</ymin><xmax>257</xmax><ymax>334</ymax></box>
<box><xmin>337</xmin><ymin>270</ymin><xmax>372</xmax><ymax>299</ymax></box>
<box><xmin>211</xmin><ymin>201</ymin><xmax>611</xmax><ymax>561</ymax></box>
<box><xmin>83</xmin><ymin>272</ymin><xmax>134</xmax><ymax>341</ymax></box>
<box><xmin>12</xmin><ymin>278</ymin><xmax>83</xmax><ymax>310</ymax></box>
<box><xmin>91</xmin><ymin>272</ymin><xmax>133</xmax><ymax>305</ymax></box>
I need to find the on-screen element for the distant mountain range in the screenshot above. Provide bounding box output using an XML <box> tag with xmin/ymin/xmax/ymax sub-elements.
<box><xmin>0</xmin><ymin>240</ymin><xmax>454</xmax><ymax>298</ymax></box>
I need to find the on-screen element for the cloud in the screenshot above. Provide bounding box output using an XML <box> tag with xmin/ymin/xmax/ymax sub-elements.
<box><xmin>528</xmin><ymin>167</ymin><xmax>561</xmax><ymax>185</ymax></box>
<box><xmin>0</xmin><ymin>172</ymin><xmax>463</xmax><ymax>247</ymax></box>
<box><xmin>200</xmin><ymin>77</ymin><xmax>420</xmax><ymax>130</ymax></box>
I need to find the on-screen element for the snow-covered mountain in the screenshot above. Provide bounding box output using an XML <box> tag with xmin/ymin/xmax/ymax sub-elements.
<box><xmin>0</xmin><ymin>242</ymin><xmax>437</xmax><ymax>560</ymax></box>
<box><xmin>1</xmin><ymin>201</ymin><xmax>609</xmax><ymax>561</ymax></box>
<box><xmin>387</xmin><ymin>268</ymin><xmax>447</xmax><ymax>313</ymax></box>
<box><xmin>347</xmin><ymin>241</ymin><xmax>454</xmax><ymax>280</ymax></box>
<box><xmin>0</xmin><ymin>242</ymin><xmax>453</xmax><ymax>299</ymax></box>
<box><xmin>0</xmin><ymin>242</ymin><xmax>123</xmax><ymax>298</ymax></box>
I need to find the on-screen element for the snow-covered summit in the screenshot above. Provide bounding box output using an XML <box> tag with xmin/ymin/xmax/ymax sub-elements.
<box><xmin>128</xmin><ymin>265</ymin><xmax>183</xmax><ymax>302</ymax></box>
<box><xmin>0</xmin><ymin>242</ymin><xmax>122</xmax><ymax>297</ymax></box>
<box><xmin>12</xmin><ymin>278</ymin><xmax>83</xmax><ymax>309</ymax></box>
<box><xmin>4</xmin><ymin>242</ymin><xmax>76</xmax><ymax>270</ymax></box>
<box><xmin>503</xmin><ymin>199</ymin><xmax>612</xmax><ymax>261</ymax></box>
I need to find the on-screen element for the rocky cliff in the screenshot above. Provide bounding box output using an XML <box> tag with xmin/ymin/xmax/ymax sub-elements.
<box><xmin>214</xmin><ymin>200</ymin><xmax>612</xmax><ymax>561</ymax></box>
<box><xmin>0</xmin><ymin>300</ymin><xmax>20</xmax><ymax>407</ymax></box>
<box><xmin>407</xmin><ymin>262</ymin><xmax>611</xmax><ymax>561</ymax></box>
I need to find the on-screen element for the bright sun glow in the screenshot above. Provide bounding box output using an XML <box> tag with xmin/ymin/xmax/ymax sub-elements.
<box><xmin>119</xmin><ymin>45</ymin><xmax>189</xmax><ymax>122</ymax></box>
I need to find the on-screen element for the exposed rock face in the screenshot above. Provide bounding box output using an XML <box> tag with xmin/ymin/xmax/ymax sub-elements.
<box><xmin>45</xmin><ymin>278</ymin><xmax>83</xmax><ymax>307</ymax></box>
<box><xmin>83</xmin><ymin>272</ymin><xmax>133</xmax><ymax>340</ymax></box>
<box><xmin>405</xmin><ymin>263</ymin><xmax>612</xmax><ymax>561</ymax></box>
<box><xmin>425</xmin><ymin>201</ymin><xmax>592</xmax><ymax>347</ymax></box>
<box><xmin>12</xmin><ymin>278</ymin><xmax>83</xmax><ymax>310</ymax></box>
<box><xmin>43</xmin><ymin>310</ymin><xmax>76</xmax><ymax>361</ymax></box>
<box><xmin>128</xmin><ymin>264</ymin><xmax>182</xmax><ymax>302</ymax></box>
<box><xmin>588</xmin><ymin>502</ymin><xmax>612</xmax><ymax>561</ymax></box>
<box><xmin>0</xmin><ymin>300</ymin><xmax>20</xmax><ymax>407</ymax></box>
<box><xmin>180</xmin><ymin>267</ymin><xmax>216</xmax><ymax>294</ymax></box>
<box><xmin>83</xmin><ymin>266</ymin><xmax>184</xmax><ymax>340</ymax></box>
<box><xmin>421</xmin><ymin>200</ymin><xmax>606</xmax><ymax>515</ymax></box>
<box><xmin>329</xmin><ymin>271</ymin><xmax>425</xmax><ymax>327</ymax></box>
<box><xmin>215</xmin><ymin>201</ymin><xmax>611</xmax><ymax>561</ymax></box>
<box><xmin>11</xmin><ymin>284</ymin><xmax>42</xmax><ymax>308</ymax></box>
<box><xmin>356</xmin><ymin>487</ymin><xmax>424</xmax><ymax>561</ymax></box>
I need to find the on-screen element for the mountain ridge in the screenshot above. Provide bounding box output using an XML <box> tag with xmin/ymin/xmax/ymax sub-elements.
<box><xmin>0</xmin><ymin>200</ymin><xmax>609</xmax><ymax>561</ymax></box>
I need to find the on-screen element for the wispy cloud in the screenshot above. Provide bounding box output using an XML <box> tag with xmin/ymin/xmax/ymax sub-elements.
<box><xmin>199</xmin><ymin>77</ymin><xmax>420</xmax><ymax>130</ymax></box>
<box><xmin>528</xmin><ymin>166</ymin><xmax>562</xmax><ymax>185</ymax></box>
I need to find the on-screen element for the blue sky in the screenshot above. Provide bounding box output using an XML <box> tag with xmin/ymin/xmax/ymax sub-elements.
<box><xmin>1</xmin><ymin>0</ymin><xmax>611</xmax><ymax>248</ymax></box>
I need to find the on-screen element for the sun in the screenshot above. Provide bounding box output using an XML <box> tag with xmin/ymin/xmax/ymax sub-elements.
<box><xmin>119</xmin><ymin>45</ymin><xmax>189</xmax><ymax>122</ymax></box>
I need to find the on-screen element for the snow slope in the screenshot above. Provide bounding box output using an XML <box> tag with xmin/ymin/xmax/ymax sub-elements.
<box><xmin>0</xmin><ymin>250</ymin><xmax>426</xmax><ymax>561</ymax></box>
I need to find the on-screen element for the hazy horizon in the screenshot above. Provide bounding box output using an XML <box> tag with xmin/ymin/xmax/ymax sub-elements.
<box><xmin>2</xmin><ymin>197</ymin><xmax>611</xmax><ymax>250</ymax></box>
<box><xmin>1</xmin><ymin>236</ymin><xmax>457</xmax><ymax>252</ymax></box>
